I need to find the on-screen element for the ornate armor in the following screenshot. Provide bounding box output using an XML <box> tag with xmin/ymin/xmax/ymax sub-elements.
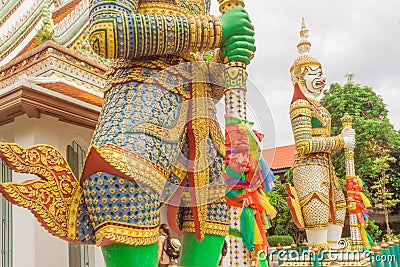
<box><xmin>290</xmin><ymin>97</ymin><xmax>346</xmax><ymax>229</ymax></box>
<box><xmin>81</xmin><ymin>0</ymin><xmax>230</xmax><ymax>245</ymax></box>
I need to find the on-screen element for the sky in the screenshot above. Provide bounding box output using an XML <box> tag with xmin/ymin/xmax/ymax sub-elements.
<box><xmin>213</xmin><ymin>0</ymin><xmax>400</xmax><ymax>148</ymax></box>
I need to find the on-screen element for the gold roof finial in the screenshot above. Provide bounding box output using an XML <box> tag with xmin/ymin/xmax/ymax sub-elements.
<box><xmin>297</xmin><ymin>17</ymin><xmax>311</xmax><ymax>55</ymax></box>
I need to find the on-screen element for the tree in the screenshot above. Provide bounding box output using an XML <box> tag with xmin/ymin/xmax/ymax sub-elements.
<box><xmin>345</xmin><ymin>73</ymin><xmax>355</xmax><ymax>83</ymax></box>
<box><xmin>267</xmin><ymin>175</ymin><xmax>305</xmax><ymax>244</ymax></box>
<box><xmin>370</xmin><ymin>155</ymin><xmax>400</xmax><ymax>236</ymax></box>
<box><xmin>387</xmin><ymin>134</ymin><xmax>400</xmax><ymax>213</ymax></box>
<box><xmin>368</xmin><ymin>220</ymin><xmax>383</xmax><ymax>241</ymax></box>
<box><xmin>320</xmin><ymin>78</ymin><xmax>400</xmax><ymax>205</ymax></box>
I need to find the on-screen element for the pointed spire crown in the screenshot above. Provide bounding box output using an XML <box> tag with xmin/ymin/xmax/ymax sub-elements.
<box><xmin>290</xmin><ymin>18</ymin><xmax>321</xmax><ymax>83</ymax></box>
<box><xmin>297</xmin><ymin>17</ymin><xmax>311</xmax><ymax>55</ymax></box>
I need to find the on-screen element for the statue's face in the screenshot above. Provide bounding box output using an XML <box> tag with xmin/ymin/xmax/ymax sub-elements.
<box><xmin>229</xmin><ymin>152</ymin><xmax>250</xmax><ymax>173</ymax></box>
<box><xmin>300</xmin><ymin>66</ymin><xmax>326</xmax><ymax>99</ymax></box>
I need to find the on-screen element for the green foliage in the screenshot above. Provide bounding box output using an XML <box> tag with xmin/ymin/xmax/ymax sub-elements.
<box><xmin>370</xmin><ymin>155</ymin><xmax>400</xmax><ymax>234</ymax></box>
<box><xmin>368</xmin><ymin>220</ymin><xmax>383</xmax><ymax>241</ymax></box>
<box><xmin>268</xmin><ymin>181</ymin><xmax>289</xmax><ymax>235</ymax></box>
<box><xmin>345</xmin><ymin>73</ymin><xmax>355</xmax><ymax>83</ymax></box>
<box><xmin>266</xmin><ymin>235</ymin><xmax>294</xmax><ymax>247</ymax></box>
<box><xmin>37</xmin><ymin>0</ymin><xmax>53</xmax><ymax>44</ymax></box>
<box><xmin>320</xmin><ymin>80</ymin><xmax>400</xmax><ymax>210</ymax></box>
<box><xmin>388</xmin><ymin>135</ymin><xmax>400</xmax><ymax>213</ymax></box>
<box><xmin>268</xmin><ymin>180</ymin><xmax>304</xmax><ymax>243</ymax></box>
<box><xmin>37</xmin><ymin>28</ymin><xmax>51</xmax><ymax>44</ymax></box>
<box><xmin>283</xmin><ymin>168</ymin><xmax>293</xmax><ymax>184</ymax></box>
<box><xmin>371</xmin><ymin>155</ymin><xmax>399</xmax><ymax>209</ymax></box>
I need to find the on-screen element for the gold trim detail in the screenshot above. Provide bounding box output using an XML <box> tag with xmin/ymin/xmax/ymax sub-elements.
<box><xmin>68</xmin><ymin>187</ymin><xmax>84</xmax><ymax>241</ymax></box>
<box><xmin>180</xmin><ymin>186</ymin><xmax>227</xmax><ymax>205</ymax></box>
<box><xmin>286</xmin><ymin>183</ymin><xmax>305</xmax><ymax>230</ymax></box>
<box><xmin>210</xmin><ymin>119</ymin><xmax>225</xmax><ymax>156</ymax></box>
<box><xmin>181</xmin><ymin>220</ymin><xmax>229</xmax><ymax>237</ymax></box>
<box><xmin>299</xmin><ymin>192</ymin><xmax>329</xmax><ymax>207</ymax></box>
<box><xmin>137</xmin><ymin>1</ymin><xmax>205</xmax><ymax>16</ymax></box>
<box><xmin>0</xmin><ymin>142</ymin><xmax>80</xmax><ymax>240</ymax></box>
<box><xmin>191</xmin><ymin>66</ymin><xmax>211</xmax><ymax>239</ymax></box>
<box><xmin>93</xmin><ymin>145</ymin><xmax>168</xmax><ymax>195</ymax></box>
<box><xmin>138</xmin><ymin>2</ymin><xmax>194</xmax><ymax>16</ymax></box>
<box><xmin>95</xmin><ymin>224</ymin><xmax>159</xmax><ymax>246</ymax></box>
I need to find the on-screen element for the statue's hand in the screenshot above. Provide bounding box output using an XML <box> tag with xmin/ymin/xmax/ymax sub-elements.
<box><xmin>341</xmin><ymin>127</ymin><xmax>356</xmax><ymax>148</ymax></box>
<box><xmin>219</xmin><ymin>7</ymin><xmax>256</xmax><ymax>64</ymax></box>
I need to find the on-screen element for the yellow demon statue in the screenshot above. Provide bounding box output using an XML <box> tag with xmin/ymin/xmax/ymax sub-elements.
<box><xmin>286</xmin><ymin>18</ymin><xmax>356</xmax><ymax>250</ymax></box>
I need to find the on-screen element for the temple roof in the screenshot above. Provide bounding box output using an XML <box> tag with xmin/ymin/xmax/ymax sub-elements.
<box><xmin>0</xmin><ymin>0</ymin><xmax>109</xmax><ymax>128</ymax></box>
<box><xmin>15</xmin><ymin>37</ymin><xmax>40</xmax><ymax>58</ymax></box>
<box><xmin>0</xmin><ymin>38</ymin><xmax>107</xmax><ymax>127</ymax></box>
<box><xmin>39</xmin><ymin>82</ymin><xmax>103</xmax><ymax>107</ymax></box>
<box><xmin>0</xmin><ymin>79</ymin><xmax>101</xmax><ymax>128</ymax></box>
<box><xmin>52</xmin><ymin>0</ymin><xmax>82</xmax><ymax>24</ymax></box>
<box><xmin>263</xmin><ymin>144</ymin><xmax>295</xmax><ymax>171</ymax></box>
<box><xmin>0</xmin><ymin>0</ymin><xmax>99</xmax><ymax>65</ymax></box>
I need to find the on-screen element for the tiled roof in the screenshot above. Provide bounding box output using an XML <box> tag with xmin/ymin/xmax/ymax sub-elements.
<box><xmin>262</xmin><ymin>144</ymin><xmax>295</xmax><ymax>171</ymax></box>
<box><xmin>40</xmin><ymin>82</ymin><xmax>103</xmax><ymax>107</ymax></box>
<box><xmin>0</xmin><ymin>83</ymin><xmax>100</xmax><ymax>129</ymax></box>
<box><xmin>14</xmin><ymin>0</ymin><xmax>84</xmax><ymax>57</ymax></box>
<box><xmin>52</xmin><ymin>0</ymin><xmax>82</xmax><ymax>24</ymax></box>
<box><xmin>15</xmin><ymin>38</ymin><xmax>40</xmax><ymax>58</ymax></box>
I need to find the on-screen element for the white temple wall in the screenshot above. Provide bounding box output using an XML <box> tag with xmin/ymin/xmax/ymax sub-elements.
<box><xmin>0</xmin><ymin>122</ymin><xmax>14</xmax><ymax>142</ymax></box>
<box><xmin>12</xmin><ymin>115</ymin><xmax>36</xmax><ymax>267</ymax></box>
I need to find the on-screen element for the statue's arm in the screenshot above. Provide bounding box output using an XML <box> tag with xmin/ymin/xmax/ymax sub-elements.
<box><xmin>88</xmin><ymin>0</ymin><xmax>221</xmax><ymax>59</ymax></box>
<box><xmin>290</xmin><ymin>99</ymin><xmax>344</xmax><ymax>154</ymax></box>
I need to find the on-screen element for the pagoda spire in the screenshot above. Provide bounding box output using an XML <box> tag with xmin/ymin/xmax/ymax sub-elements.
<box><xmin>297</xmin><ymin>17</ymin><xmax>311</xmax><ymax>56</ymax></box>
<box><xmin>290</xmin><ymin>18</ymin><xmax>321</xmax><ymax>85</ymax></box>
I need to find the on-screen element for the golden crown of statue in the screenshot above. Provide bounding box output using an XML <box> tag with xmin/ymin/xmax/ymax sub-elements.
<box><xmin>290</xmin><ymin>18</ymin><xmax>321</xmax><ymax>83</ymax></box>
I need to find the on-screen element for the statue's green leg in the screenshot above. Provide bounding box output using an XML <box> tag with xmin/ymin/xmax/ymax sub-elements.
<box><xmin>101</xmin><ymin>243</ymin><xmax>158</xmax><ymax>267</ymax></box>
<box><xmin>180</xmin><ymin>232</ymin><xmax>225</xmax><ymax>267</ymax></box>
